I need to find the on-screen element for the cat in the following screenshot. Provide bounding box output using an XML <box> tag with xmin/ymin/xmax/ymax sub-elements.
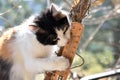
<box><xmin>0</xmin><ymin>3</ymin><xmax>71</xmax><ymax>80</ymax></box>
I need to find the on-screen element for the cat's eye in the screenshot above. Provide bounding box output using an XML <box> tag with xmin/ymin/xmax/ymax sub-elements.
<box><xmin>63</xmin><ymin>27</ymin><xmax>68</xmax><ymax>34</ymax></box>
<box><xmin>53</xmin><ymin>38</ymin><xmax>60</xmax><ymax>41</ymax></box>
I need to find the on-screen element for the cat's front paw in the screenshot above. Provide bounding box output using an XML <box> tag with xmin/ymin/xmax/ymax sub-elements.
<box><xmin>54</xmin><ymin>56</ymin><xmax>70</xmax><ymax>71</ymax></box>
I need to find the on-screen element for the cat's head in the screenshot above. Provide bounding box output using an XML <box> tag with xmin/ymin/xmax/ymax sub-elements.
<box><xmin>29</xmin><ymin>3</ymin><xmax>71</xmax><ymax>47</ymax></box>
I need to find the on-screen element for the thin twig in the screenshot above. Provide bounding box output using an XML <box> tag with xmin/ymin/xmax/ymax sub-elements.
<box><xmin>0</xmin><ymin>6</ymin><xmax>17</xmax><ymax>16</ymax></box>
<box><xmin>81</xmin><ymin>7</ymin><xmax>119</xmax><ymax>52</ymax></box>
<box><xmin>0</xmin><ymin>16</ymin><xmax>13</xmax><ymax>27</ymax></box>
<box><xmin>64</xmin><ymin>0</ymin><xmax>71</xmax><ymax>7</ymax></box>
<box><xmin>47</xmin><ymin>0</ymin><xmax>53</xmax><ymax>7</ymax></box>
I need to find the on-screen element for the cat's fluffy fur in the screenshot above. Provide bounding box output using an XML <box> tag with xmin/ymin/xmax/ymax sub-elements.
<box><xmin>0</xmin><ymin>3</ymin><xmax>71</xmax><ymax>80</ymax></box>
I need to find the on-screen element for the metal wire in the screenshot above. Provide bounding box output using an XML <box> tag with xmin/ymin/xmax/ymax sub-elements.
<box><xmin>71</xmin><ymin>52</ymin><xmax>85</xmax><ymax>69</ymax></box>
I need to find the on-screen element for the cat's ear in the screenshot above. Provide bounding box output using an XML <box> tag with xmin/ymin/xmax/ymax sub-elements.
<box><xmin>50</xmin><ymin>3</ymin><xmax>60</xmax><ymax>16</ymax></box>
<box><xmin>29</xmin><ymin>25</ymin><xmax>46</xmax><ymax>33</ymax></box>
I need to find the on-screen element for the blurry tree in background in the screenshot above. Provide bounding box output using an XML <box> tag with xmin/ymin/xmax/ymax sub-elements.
<box><xmin>0</xmin><ymin>0</ymin><xmax>120</xmax><ymax>79</ymax></box>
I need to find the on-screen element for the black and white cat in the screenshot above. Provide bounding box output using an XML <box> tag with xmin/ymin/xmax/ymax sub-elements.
<box><xmin>0</xmin><ymin>3</ymin><xmax>71</xmax><ymax>80</ymax></box>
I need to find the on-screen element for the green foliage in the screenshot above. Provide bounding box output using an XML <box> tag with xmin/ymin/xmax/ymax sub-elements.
<box><xmin>72</xmin><ymin>50</ymin><xmax>114</xmax><ymax>75</ymax></box>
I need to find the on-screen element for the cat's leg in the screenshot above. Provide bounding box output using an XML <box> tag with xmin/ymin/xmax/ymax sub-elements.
<box><xmin>24</xmin><ymin>56</ymin><xmax>69</xmax><ymax>73</ymax></box>
<box><xmin>10</xmin><ymin>65</ymin><xmax>24</xmax><ymax>80</ymax></box>
<box><xmin>24</xmin><ymin>71</ymin><xmax>34</xmax><ymax>80</ymax></box>
<box><xmin>10</xmin><ymin>64</ymin><xmax>34</xmax><ymax>80</ymax></box>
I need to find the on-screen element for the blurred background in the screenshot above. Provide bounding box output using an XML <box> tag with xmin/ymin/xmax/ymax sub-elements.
<box><xmin>0</xmin><ymin>0</ymin><xmax>120</xmax><ymax>80</ymax></box>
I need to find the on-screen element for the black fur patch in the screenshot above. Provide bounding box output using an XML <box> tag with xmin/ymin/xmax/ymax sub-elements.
<box><xmin>33</xmin><ymin>9</ymin><xmax>69</xmax><ymax>45</ymax></box>
<box><xmin>0</xmin><ymin>58</ymin><xmax>12</xmax><ymax>80</ymax></box>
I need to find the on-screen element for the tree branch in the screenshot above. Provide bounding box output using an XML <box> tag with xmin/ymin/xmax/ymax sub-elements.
<box><xmin>81</xmin><ymin>6</ymin><xmax>120</xmax><ymax>52</ymax></box>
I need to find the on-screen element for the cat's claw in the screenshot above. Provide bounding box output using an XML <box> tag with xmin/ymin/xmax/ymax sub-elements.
<box><xmin>54</xmin><ymin>56</ymin><xmax>70</xmax><ymax>71</ymax></box>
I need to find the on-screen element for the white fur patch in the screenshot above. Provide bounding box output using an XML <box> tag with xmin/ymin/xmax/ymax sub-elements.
<box><xmin>56</xmin><ymin>28</ymin><xmax>70</xmax><ymax>47</ymax></box>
